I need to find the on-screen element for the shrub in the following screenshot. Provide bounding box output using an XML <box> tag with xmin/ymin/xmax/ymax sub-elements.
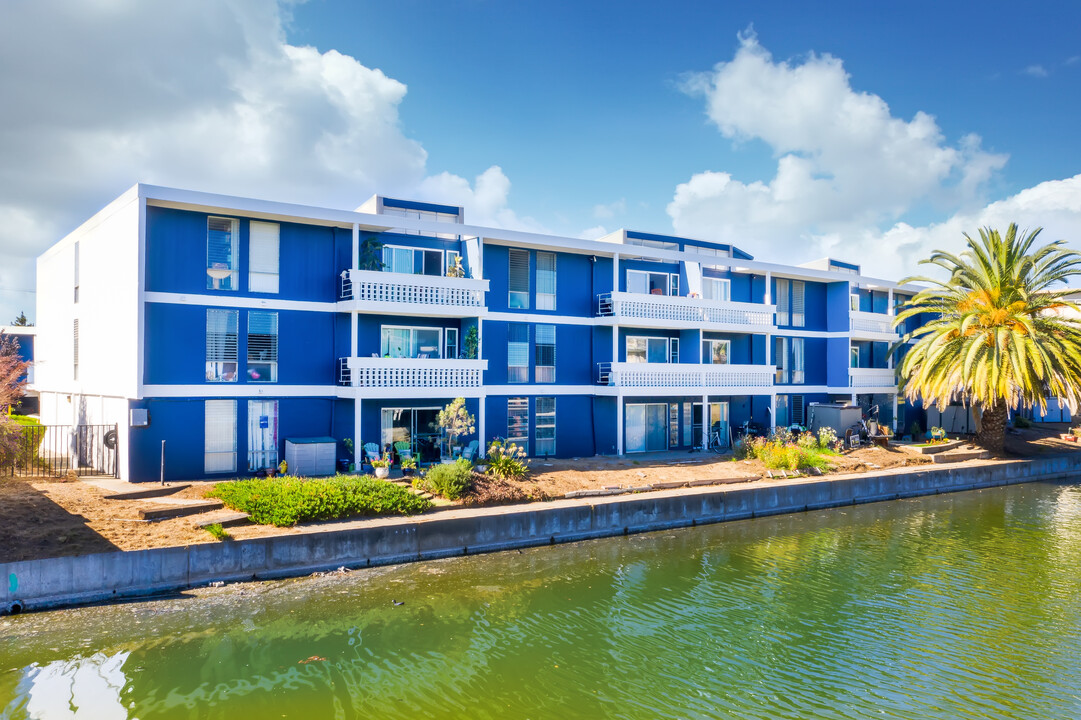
<box><xmin>413</xmin><ymin>458</ymin><xmax>474</xmax><ymax>500</ymax></box>
<box><xmin>485</xmin><ymin>439</ymin><xmax>530</xmax><ymax>480</ymax></box>
<box><xmin>207</xmin><ymin>475</ymin><xmax>432</xmax><ymax>527</ymax></box>
<box><xmin>203</xmin><ymin>523</ymin><xmax>231</xmax><ymax>541</ymax></box>
<box><xmin>1012</xmin><ymin>416</ymin><xmax>1032</xmax><ymax>429</ymax></box>
<box><xmin>736</xmin><ymin>429</ymin><xmax>838</xmax><ymax>471</ymax></box>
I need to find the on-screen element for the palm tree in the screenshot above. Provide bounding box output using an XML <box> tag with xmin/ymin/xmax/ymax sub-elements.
<box><xmin>894</xmin><ymin>223</ymin><xmax>1081</xmax><ymax>452</ymax></box>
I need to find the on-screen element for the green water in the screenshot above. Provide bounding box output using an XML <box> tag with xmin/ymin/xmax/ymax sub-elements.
<box><xmin>2</xmin><ymin>482</ymin><xmax>1081</xmax><ymax>719</ymax></box>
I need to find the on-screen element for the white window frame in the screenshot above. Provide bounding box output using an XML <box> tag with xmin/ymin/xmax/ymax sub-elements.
<box><xmin>508</xmin><ymin>323</ymin><xmax>529</xmax><ymax>383</ymax></box>
<box><xmin>247</xmin><ymin>311</ymin><xmax>278</xmax><ymax>383</ymax></box>
<box><xmin>207</xmin><ymin>216</ymin><xmax>239</xmax><ymax>291</ymax></box>
<box><xmin>509</xmin><ymin>248</ymin><xmax>530</xmax><ymax>309</ymax></box>
<box><xmin>445</xmin><ymin>328</ymin><xmax>459</xmax><ymax>360</ymax></box>
<box><xmin>536</xmin><ymin>324</ymin><xmax>556</xmax><ymax>383</ymax></box>
<box><xmin>380</xmin><ymin>325</ymin><xmax>444</xmax><ymax>358</ymax></box>
<box><xmin>206</xmin><ymin>309</ymin><xmax>239</xmax><ymax>383</ymax></box>
<box><xmin>536</xmin><ymin>397</ymin><xmax>556</xmax><ymax>456</ymax></box>
<box><xmin>626</xmin><ymin>335</ymin><xmax>673</xmax><ymax>364</ymax></box>
<box><xmin>445</xmin><ymin>250</ymin><xmax>462</xmax><ymax>277</ymax></box>
<box><xmin>205</xmin><ymin>399</ymin><xmax>237</xmax><ymax>474</ymax></box>
<box><xmin>626</xmin><ymin>269</ymin><xmax>674</xmax><ymax>296</ymax></box>
<box><xmin>508</xmin><ymin>397</ymin><xmax>529</xmax><ymax>455</ymax></box>
<box><xmin>247</xmin><ymin>399</ymin><xmax>278</xmax><ymax>472</ymax></box>
<box><xmin>702</xmin><ymin>338</ymin><xmax>731</xmax><ymax>365</ymax></box>
<box><xmin>537</xmin><ymin>251</ymin><xmax>556</xmax><ymax>310</ymax></box>
<box><xmin>702</xmin><ymin>277</ymin><xmax>731</xmax><ymax>302</ymax></box>
<box><xmin>792</xmin><ymin>280</ymin><xmax>806</xmax><ymax>328</ymax></box>
<box><xmin>670</xmin><ymin>337</ymin><xmax>680</xmax><ymax>363</ymax></box>
<box><xmin>774</xmin><ymin>336</ymin><xmax>789</xmax><ymax>383</ymax></box>
<box><xmin>850</xmin><ymin>292</ymin><xmax>860</xmax><ymax>311</ymax></box>
<box><xmin>249</xmin><ymin>221</ymin><xmax>280</xmax><ymax>294</ymax></box>
<box><xmin>776</xmin><ymin>278</ymin><xmax>790</xmax><ymax>325</ymax></box>
<box><xmin>382</xmin><ymin>244</ymin><xmax>444</xmax><ymax>276</ymax></box>
<box><xmin>850</xmin><ymin>345</ymin><xmax>859</xmax><ymax>368</ymax></box>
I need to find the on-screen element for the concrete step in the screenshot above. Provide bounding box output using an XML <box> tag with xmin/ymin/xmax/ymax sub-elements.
<box><xmin>139</xmin><ymin>501</ymin><xmax>224</xmax><ymax>521</ymax></box>
<box><xmin>193</xmin><ymin>512</ymin><xmax>250</xmax><ymax>528</ymax></box>
<box><xmin>103</xmin><ymin>484</ymin><xmax>191</xmax><ymax>501</ymax></box>
<box><xmin>932</xmin><ymin>449</ymin><xmax>990</xmax><ymax>464</ymax></box>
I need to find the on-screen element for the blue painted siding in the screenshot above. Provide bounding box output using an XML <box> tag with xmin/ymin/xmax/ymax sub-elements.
<box><xmin>483</xmin><ymin>394</ymin><xmax>597</xmax><ymax>458</ymax></box>
<box><xmin>481</xmin><ymin>320</ymin><xmax>592</xmax><ymax>385</ymax></box>
<box><xmin>128</xmin><ymin>396</ymin><xmax>339</xmax><ymax>482</ymax></box>
<box><xmin>382</xmin><ymin>198</ymin><xmax>461</xmax><ymax>215</ymax></box>
<box><xmin>773</xmin><ymin>278</ymin><xmax>828</xmax><ymax>331</ymax></box>
<box><xmin>143</xmin><ymin>302</ymin><xmax>336</xmax><ymax>385</ymax></box>
<box><xmin>826</xmin><ymin>282</ymin><xmax>850</xmax><ymax>332</ymax></box>
<box><xmin>145</xmin><ymin>206</ymin><xmax>344</xmax><ymax>302</ymax></box>
<box><xmin>473</xmin><ymin>248</ymin><xmax>595</xmax><ymax>317</ymax></box>
<box><xmin>826</xmin><ymin>337</ymin><xmax>850</xmax><ymax>387</ymax></box>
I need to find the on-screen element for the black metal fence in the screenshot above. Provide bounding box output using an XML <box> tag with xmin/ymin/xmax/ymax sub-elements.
<box><xmin>3</xmin><ymin>423</ymin><xmax>118</xmax><ymax>478</ymax></box>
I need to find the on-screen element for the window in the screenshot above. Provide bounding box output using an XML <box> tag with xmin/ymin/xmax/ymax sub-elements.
<box><xmin>627</xmin><ymin>269</ymin><xmax>672</xmax><ymax>296</ymax></box>
<box><xmin>669</xmin><ymin>403</ymin><xmax>679</xmax><ymax>448</ymax></box>
<box><xmin>381</xmin><ymin>407</ymin><xmax>441</xmax><ymax>457</ymax></box>
<box><xmin>249</xmin><ymin>221</ymin><xmax>280</xmax><ymax>293</ymax></box>
<box><xmin>508</xmin><ymin>323</ymin><xmax>529</xmax><ymax>382</ymax></box>
<box><xmin>850</xmin><ymin>292</ymin><xmax>860</xmax><ymax>311</ymax></box>
<box><xmin>702</xmin><ymin>339</ymin><xmax>730</xmax><ymax>364</ymax></box>
<box><xmin>207</xmin><ymin>216</ymin><xmax>239</xmax><ymax>290</ymax></box>
<box><xmin>247</xmin><ymin>311</ymin><xmax>278</xmax><ymax>382</ymax></box>
<box><xmin>670</xmin><ymin>274</ymin><xmax>680</xmax><ymax>297</ymax></box>
<box><xmin>851</xmin><ymin>346</ymin><xmax>859</xmax><ymax>368</ymax></box>
<box><xmin>792</xmin><ymin>395</ymin><xmax>806</xmax><ymax>426</ymax></box>
<box><xmin>775</xmin><ymin>395</ymin><xmax>789</xmax><ymax>429</ymax></box>
<box><xmin>776</xmin><ymin>279</ymin><xmax>790</xmax><ymax>325</ymax></box>
<box><xmin>206</xmin><ymin>309</ymin><xmax>238</xmax><ymax>382</ymax></box>
<box><xmin>382</xmin><ymin>246</ymin><xmax>443</xmax><ymax>276</ymax></box>
<box><xmin>702</xmin><ymin>277</ymin><xmax>730</xmax><ymax>302</ymax></box>
<box><xmin>247</xmin><ymin>400</ymin><xmax>278</xmax><ymax>472</ymax></box>
<box><xmin>205</xmin><ymin>400</ymin><xmax>237</xmax><ymax>474</ymax></box>
<box><xmin>627</xmin><ymin>336</ymin><xmax>670</xmax><ymax>363</ymax></box>
<box><xmin>792</xmin><ymin>338</ymin><xmax>805</xmax><ymax>384</ymax></box>
<box><xmin>536</xmin><ymin>325</ymin><xmax>555</xmax><ymax>382</ymax></box>
<box><xmin>792</xmin><ymin>281</ymin><xmax>806</xmax><ymax>327</ymax></box>
<box><xmin>445</xmin><ymin>250</ymin><xmax>462</xmax><ymax>277</ymax></box>
<box><xmin>536</xmin><ymin>397</ymin><xmax>556</xmax><ymax>456</ymax></box>
<box><xmin>381</xmin><ymin>206</ymin><xmax>460</xmax><ymax>239</ymax></box>
<box><xmin>537</xmin><ymin>252</ymin><xmax>556</xmax><ymax>310</ymax></box>
<box><xmin>508</xmin><ymin>397</ymin><xmax>529</xmax><ymax>455</ymax></box>
<box><xmin>509</xmin><ymin>249</ymin><xmax>530</xmax><ymax>309</ymax></box>
<box><xmin>73</xmin><ymin>241</ymin><xmax>79</xmax><ymax>303</ymax></box>
<box><xmin>445</xmin><ymin>328</ymin><xmax>459</xmax><ymax>360</ymax></box>
<box><xmin>73</xmin><ymin>319</ymin><xmax>79</xmax><ymax>380</ymax></box>
<box><xmin>670</xmin><ymin>337</ymin><xmax>680</xmax><ymax>363</ymax></box>
<box><xmin>381</xmin><ymin>326</ymin><xmax>442</xmax><ymax>358</ymax></box>
<box><xmin>683</xmin><ymin>403</ymin><xmax>692</xmax><ymax>446</ymax></box>
<box><xmin>774</xmin><ymin>336</ymin><xmax>789</xmax><ymax>383</ymax></box>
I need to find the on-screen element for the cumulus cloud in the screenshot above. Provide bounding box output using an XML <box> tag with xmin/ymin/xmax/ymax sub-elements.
<box><xmin>1023</xmin><ymin>64</ymin><xmax>1050</xmax><ymax>78</ymax></box>
<box><xmin>669</xmin><ymin>31</ymin><xmax>1013</xmax><ymax>272</ymax></box>
<box><xmin>417</xmin><ymin>166</ymin><xmax>546</xmax><ymax>232</ymax></box>
<box><xmin>0</xmin><ymin>0</ymin><xmax>526</xmax><ymax>321</ymax></box>
<box><xmin>592</xmin><ymin>199</ymin><xmax>626</xmax><ymax>220</ymax></box>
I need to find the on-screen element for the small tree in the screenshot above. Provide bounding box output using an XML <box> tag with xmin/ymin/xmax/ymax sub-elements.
<box><xmin>437</xmin><ymin>397</ymin><xmax>475</xmax><ymax>457</ymax></box>
<box><xmin>0</xmin><ymin>332</ymin><xmax>29</xmax><ymax>471</ymax></box>
<box><xmin>463</xmin><ymin>326</ymin><xmax>479</xmax><ymax>360</ymax></box>
<box><xmin>11</xmin><ymin>311</ymin><xmax>31</xmax><ymax>327</ymax></box>
<box><xmin>357</xmin><ymin>233</ymin><xmax>386</xmax><ymax>272</ymax></box>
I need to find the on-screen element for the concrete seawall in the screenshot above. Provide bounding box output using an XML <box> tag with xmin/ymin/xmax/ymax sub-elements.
<box><xmin>5</xmin><ymin>454</ymin><xmax>1081</xmax><ymax>613</ymax></box>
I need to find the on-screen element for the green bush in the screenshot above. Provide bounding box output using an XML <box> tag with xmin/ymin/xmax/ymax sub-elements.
<box><xmin>203</xmin><ymin>523</ymin><xmax>231</xmax><ymax>541</ymax></box>
<box><xmin>1012</xmin><ymin>415</ymin><xmax>1033</xmax><ymax>429</ymax></box>
<box><xmin>485</xmin><ymin>439</ymin><xmax>530</xmax><ymax>480</ymax></box>
<box><xmin>207</xmin><ymin>474</ymin><xmax>432</xmax><ymax>527</ymax></box>
<box><xmin>7</xmin><ymin>414</ymin><xmax>40</xmax><ymax>426</ymax></box>
<box><xmin>413</xmin><ymin>458</ymin><xmax>473</xmax><ymax>500</ymax></box>
<box><xmin>735</xmin><ymin>430</ymin><xmax>839</xmax><ymax>471</ymax></box>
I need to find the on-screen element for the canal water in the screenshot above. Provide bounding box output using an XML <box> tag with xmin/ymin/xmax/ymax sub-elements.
<box><xmin>2</xmin><ymin>481</ymin><xmax>1080</xmax><ymax>719</ymax></box>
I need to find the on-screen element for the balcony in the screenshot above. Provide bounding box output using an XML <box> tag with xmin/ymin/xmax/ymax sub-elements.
<box><xmin>597</xmin><ymin>362</ymin><xmax>775</xmax><ymax>394</ymax></box>
<box><xmin>849</xmin><ymin>367</ymin><xmax>898</xmax><ymax>391</ymax></box>
<box><xmin>597</xmin><ymin>292</ymin><xmax>774</xmax><ymax>331</ymax></box>
<box><xmin>339</xmin><ymin>269</ymin><xmax>488</xmax><ymax>316</ymax></box>
<box><xmin>850</xmin><ymin>311</ymin><xmax>899</xmax><ymax>340</ymax></box>
<box><xmin>338</xmin><ymin>357</ymin><xmax>487</xmax><ymax>397</ymax></box>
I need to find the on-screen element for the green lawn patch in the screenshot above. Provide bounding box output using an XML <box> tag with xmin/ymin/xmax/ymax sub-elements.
<box><xmin>207</xmin><ymin>474</ymin><xmax>432</xmax><ymax>527</ymax></box>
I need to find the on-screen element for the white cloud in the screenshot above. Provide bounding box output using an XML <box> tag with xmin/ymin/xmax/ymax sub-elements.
<box><xmin>668</xmin><ymin>30</ymin><xmax>1014</xmax><ymax>275</ymax></box>
<box><xmin>0</xmin><ymin>0</ymin><xmax>527</xmax><ymax>322</ymax></box>
<box><xmin>1023</xmin><ymin>64</ymin><xmax>1050</xmax><ymax>78</ymax></box>
<box><xmin>579</xmin><ymin>225</ymin><xmax>610</xmax><ymax>241</ymax></box>
<box><xmin>592</xmin><ymin>199</ymin><xmax>626</xmax><ymax>220</ymax></box>
<box><xmin>417</xmin><ymin>166</ymin><xmax>546</xmax><ymax>232</ymax></box>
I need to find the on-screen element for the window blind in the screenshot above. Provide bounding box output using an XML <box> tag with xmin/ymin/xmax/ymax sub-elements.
<box><xmin>207</xmin><ymin>217</ymin><xmax>239</xmax><ymax>290</ymax></box>
<box><xmin>249</xmin><ymin>221</ymin><xmax>280</xmax><ymax>293</ymax></box>
<box><xmin>535</xmin><ymin>324</ymin><xmax>555</xmax><ymax>382</ymax></box>
<box><xmin>508</xmin><ymin>397</ymin><xmax>529</xmax><ymax>455</ymax></box>
<box><xmin>537</xmin><ymin>252</ymin><xmax>556</xmax><ymax>310</ymax></box>
<box><xmin>508</xmin><ymin>323</ymin><xmax>529</xmax><ymax>382</ymax></box>
<box><xmin>776</xmin><ymin>279</ymin><xmax>790</xmax><ymax>325</ymax></box>
<box><xmin>206</xmin><ymin>309</ymin><xmax>238</xmax><ymax>382</ymax></box>
<box><xmin>508</xmin><ymin>249</ymin><xmax>530</xmax><ymax>309</ymax></box>
<box><xmin>205</xmin><ymin>399</ymin><xmax>237</xmax><ymax>473</ymax></box>
<box><xmin>536</xmin><ymin>397</ymin><xmax>555</xmax><ymax>456</ymax></box>
<box><xmin>792</xmin><ymin>281</ymin><xmax>806</xmax><ymax>327</ymax></box>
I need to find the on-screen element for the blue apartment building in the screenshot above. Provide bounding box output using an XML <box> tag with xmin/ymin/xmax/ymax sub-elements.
<box><xmin>33</xmin><ymin>185</ymin><xmax>917</xmax><ymax>482</ymax></box>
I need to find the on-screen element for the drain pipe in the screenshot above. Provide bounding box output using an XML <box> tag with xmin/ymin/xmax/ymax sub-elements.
<box><xmin>160</xmin><ymin>440</ymin><xmax>165</xmax><ymax>485</ymax></box>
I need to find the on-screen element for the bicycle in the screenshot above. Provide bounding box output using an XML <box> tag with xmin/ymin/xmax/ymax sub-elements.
<box><xmin>696</xmin><ymin>430</ymin><xmax>728</xmax><ymax>454</ymax></box>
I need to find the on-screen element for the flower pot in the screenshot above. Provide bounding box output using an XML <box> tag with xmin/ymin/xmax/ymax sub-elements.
<box><xmin>348</xmin><ymin>463</ymin><xmax>356</xmax><ymax>472</ymax></box>
<box><xmin>374</xmin><ymin>466</ymin><xmax>389</xmax><ymax>479</ymax></box>
<box><xmin>402</xmin><ymin>467</ymin><xmax>415</xmax><ymax>477</ymax></box>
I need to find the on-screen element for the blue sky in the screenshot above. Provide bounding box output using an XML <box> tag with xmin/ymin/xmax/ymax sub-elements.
<box><xmin>1</xmin><ymin>0</ymin><xmax>1080</xmax><ymax>322</ymax></box>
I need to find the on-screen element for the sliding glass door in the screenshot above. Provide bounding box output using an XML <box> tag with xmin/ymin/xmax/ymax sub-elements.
<box><xmin>380</xmin><ymin>407</ymin><xmax>441</xmax><ymax>461</ymax></box>
<box><xmin>626</xmin><ymin>403</ymin><xmax>669</xmax><ymax>453</ymax></box>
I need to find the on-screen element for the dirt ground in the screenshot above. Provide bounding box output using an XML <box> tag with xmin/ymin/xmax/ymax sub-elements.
<box><xmin>3</xmin><ymin>423</ymin><xmax>1078</xmax><ymax>563</ymax></box>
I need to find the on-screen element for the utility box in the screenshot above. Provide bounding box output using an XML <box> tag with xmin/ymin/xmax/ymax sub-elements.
<box><xmin>807</xmin><ymin>403</ymin><xmax>863</xmax><ymax>436</ymax></box>
<box><xmin>285</xmin><ymin>437</ymin><xmax>336</xmax><ymax>477</ymax></box>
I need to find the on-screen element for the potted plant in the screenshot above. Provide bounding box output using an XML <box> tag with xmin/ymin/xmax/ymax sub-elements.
<box><xmin>462</xmin><ymin>326</ymin><xmax>479</xmax><ymax>360</ymax></box>
<box><xmin>370</xmin><ymin>452</ymin><xmax>391</xmax><ymax>479</ymax></box>
<box><xmin>446</xmin><ymin>254</ymin><xmax>465</xmax><ymax>278</ymax></box>
<box><xmin>401</xmin><ymin>455</ymin><xmax>418</xmax><ymax>477</ymax></box>
<box><xmin>342</xmin><ymin>438</ymin><xmax>356</xmax><ymax>473</ymax></box>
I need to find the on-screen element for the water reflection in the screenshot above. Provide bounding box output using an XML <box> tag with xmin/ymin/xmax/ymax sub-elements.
<box><xmin>1</xmin><ymin>482</ymin><xmax>1080</xmax><ymax>719</ymax></box>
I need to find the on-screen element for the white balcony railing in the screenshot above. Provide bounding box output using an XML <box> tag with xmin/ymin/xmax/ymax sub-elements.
<box><xmin>340</xmin><ymin>269</ymin><xmax>488</xmax><ymax>310</ymax></box>
<box><xmin>339</xmin><ymin>357</ymin><xmax>487</xmax><ymax>388</ymax></box>
<box><xmin>598</xmin><ymin>292</ymin><xmax>774</xmax><ymax>329</ymax></box>
<box><xmin>850</xmin><ymin>310</ymin><xmax>898</xmax><ymax>336</ymax></box>
<box><xmin>598</xmin><ymin>362</ymin><xmax>775</xmax><ymax>390</ymax></box>
<box><xmin>849</xmin><ymin>367</ymin><xmax>898</xmax><ymax>389</ymax></box>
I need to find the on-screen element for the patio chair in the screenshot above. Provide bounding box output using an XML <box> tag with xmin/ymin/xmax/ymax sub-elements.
<box><xmin>363</xmin><ymin>442</ymin><xmax>381</xmax><ymax>468</ymax></box>
<box><xmin>461</xmin><ymin>440</ymin><xmax>479</xmax><ymax>461</ymax></box>
<box><xmin>393</xmin><ymin>441</ymin><xmax>413</xmax><ymax>462</ymax></box>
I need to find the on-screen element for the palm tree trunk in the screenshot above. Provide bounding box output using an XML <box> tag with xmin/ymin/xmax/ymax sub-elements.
<box><xmin>975</xmin><ymin>400</ymin><xmax>1008</xmax><ymax>453</ymax></box>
